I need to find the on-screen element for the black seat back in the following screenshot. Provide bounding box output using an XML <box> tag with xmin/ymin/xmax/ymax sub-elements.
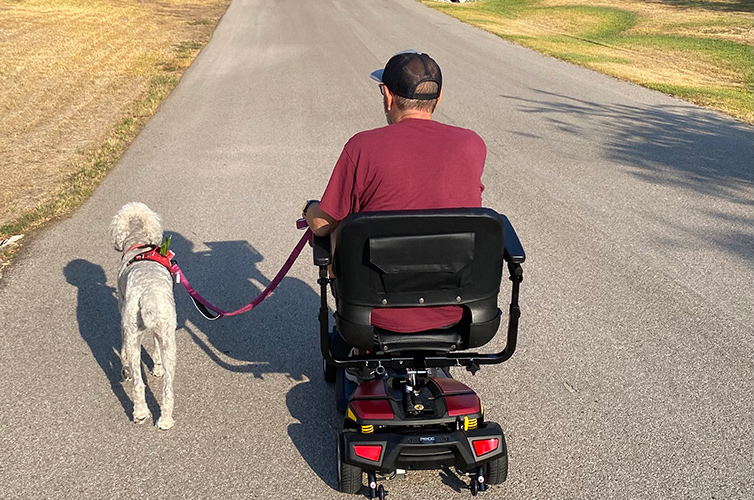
<box><xmin>332</xmin><ymin>208</ymin><xmax>505</xmax><ymax>352</ymax></box>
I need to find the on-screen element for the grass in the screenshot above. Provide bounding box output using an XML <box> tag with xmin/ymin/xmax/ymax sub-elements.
<box><xmin>0</xmin><ymin>0</ymin><xmax>230</xmax><ymax>278</ymax></box>
<box><xmin>0</xmin><ymin>79</ymin><xmax>174</xmax><ymax>237</ymax></box>
<box><xmin>421</xmin><ymin>0</ymin><xmax>753</xmax><ymax>123</ymax></box>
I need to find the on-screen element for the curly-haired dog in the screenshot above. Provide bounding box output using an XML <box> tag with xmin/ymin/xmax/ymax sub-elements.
<box><xmin>110</xmin><ymin>202</ymin><xmax>176</xmax><ymax>430</ymax></box>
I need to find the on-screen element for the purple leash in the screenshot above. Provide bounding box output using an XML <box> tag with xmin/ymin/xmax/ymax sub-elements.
<box><xmin>171</xmin><ymin>220</ymin><xmax>312</xmax><ymax>320</ymax></box>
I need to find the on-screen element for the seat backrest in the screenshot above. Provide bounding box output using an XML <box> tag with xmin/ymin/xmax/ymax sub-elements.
<box><xmin>332</xmin><ymin>208</ymin><xmax>505</xmax><ymax>351</ymax></box>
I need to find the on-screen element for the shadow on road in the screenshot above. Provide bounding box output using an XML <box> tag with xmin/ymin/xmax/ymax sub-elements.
<box><xmin>501</xmin><ymin>89</ymin><xmax>754</xmax><ymax>261</ymax></box>
<box><xmin>167</xmin><ymin>231</ymin><xmax>339</xmax><ymax>488</ymax></box>
<box><xmin>63</xmin><ymin>259</ymin><xmax>133</xmax><ymax>418</ymax></box>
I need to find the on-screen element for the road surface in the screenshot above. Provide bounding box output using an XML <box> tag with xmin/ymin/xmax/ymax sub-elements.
<box><xmin>1</xmin><ymin>0</ymin><xmax>752</xmax><ymax>498</ymax></box>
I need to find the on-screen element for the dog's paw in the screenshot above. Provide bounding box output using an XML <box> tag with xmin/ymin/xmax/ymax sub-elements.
<box><xmin>151</xmin><ymin>363</ymin><xmax>164</xmax><ymax>377</ymax></box>
<box><xmin>121</xmin><ymin>366</ymin><xmax>132</xmax><ymax>381</ymax></box>
<box><xmin>156</xmin><ymin>416</ymin><xmax>175</xmax><ymax>430</ymax></box>
<box><xmin>133</xmin><ymin>407</ymin><xmax>151</xmax><ymax>424</ymax></box>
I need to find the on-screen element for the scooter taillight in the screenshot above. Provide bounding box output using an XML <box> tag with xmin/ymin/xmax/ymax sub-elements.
<box><xmin>472</xmin><ymin>438</ymin><xmax>499</xmax><ymax>456</ymax></box>
<box><xmin>350</xmin><ymin>400</ymin><xmax>395</xmax><ymax>420</ymax></box>
<box><xmin>445</xmin><ymin>393</ymin><xmax>481</xmax><ymax>416</ymax></box>
<box><xmin>353</xmin><ymin>444</ymin><xmax>383</xmax><ymax>462</ymax></box>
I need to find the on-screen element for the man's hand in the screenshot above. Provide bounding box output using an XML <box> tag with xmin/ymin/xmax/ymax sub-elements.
<box><xmin>302</xmin><ymin>199</ymin><xmax>318</xmax><ymax>219</ymax></box>
<box><xmin>304</xmin><ymin>201</ymin><xmax>339</xmax><ymax>237</ymax></box>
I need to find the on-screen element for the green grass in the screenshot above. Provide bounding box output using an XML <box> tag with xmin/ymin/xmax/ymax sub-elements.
<box><xmin>422</xmin><ymin>0</ymin><xmax>754</xmax><ymax>123</ymax></box>
<box><xmin>541</xmin><ymin>5</ymin><xmax>638</xmax><ymax>38</ymax></box>
<box><xmin>645</xmin><ymin>82</ymin><xmax>752</xmax><ymax>114</ymax></box>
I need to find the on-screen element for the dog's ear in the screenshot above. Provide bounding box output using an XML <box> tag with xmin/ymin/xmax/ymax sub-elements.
<box><xmin>110</xmin><ymin>207</ymin><xmax>129</xmax><ymax>251</ymax></box>
<box><xmin>141</xmin><ymin>209</ymin><xmax>163</xmax><ymax>246</ymax></box>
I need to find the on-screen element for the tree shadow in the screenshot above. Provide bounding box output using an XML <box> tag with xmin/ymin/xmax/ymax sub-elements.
<box><xmin>649</xmin><ymin>0</ymin><xmax>753</xmax><ymax>13</ymax></box>
<box><xmin>167</xmin><ymin>231</ymin><xmax>339</xmax><ymax>486</ymax></box>
<box><xmin>500</xmin><ymin>88</ymin><xmax>754</xmax><ymax>261</ymax></box>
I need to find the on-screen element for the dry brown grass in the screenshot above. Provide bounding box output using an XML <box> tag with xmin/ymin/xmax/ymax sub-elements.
<box><xmin>0</xmin><ymin>0</ymin><xmax>229</xmax><ymax>227</ymax></box>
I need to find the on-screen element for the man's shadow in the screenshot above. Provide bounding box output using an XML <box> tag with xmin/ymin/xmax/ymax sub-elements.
<box><xmin>166</xmin><ymin>232</ymin><xmax>340</xmax><ymax>486</ymax></box>
<box><xmin>67</xmin><ymin>232</ymin><xmax>342</xmax><ymax>486</ymax></box>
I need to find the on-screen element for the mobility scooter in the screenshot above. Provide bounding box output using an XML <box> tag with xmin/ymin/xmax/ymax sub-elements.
<box><xmin>312</xmin><ymin>208</ymin><xmax>525</xmax><ymax>498</ymax></box>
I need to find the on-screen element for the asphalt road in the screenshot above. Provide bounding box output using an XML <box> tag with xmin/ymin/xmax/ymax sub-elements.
<box><xmin>1</xmin><ymin>0</ymin><xmax>752</xmax><ymax>498</ymax></box>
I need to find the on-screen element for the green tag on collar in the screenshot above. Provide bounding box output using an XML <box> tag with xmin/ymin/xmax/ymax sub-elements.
<box><xmin>159</xmin><ymin>235</ymin><xmax>172</xmax><ymax>256</ymax></box>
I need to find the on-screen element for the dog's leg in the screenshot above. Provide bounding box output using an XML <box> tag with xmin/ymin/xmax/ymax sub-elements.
<box><xmin>120</xmin><ymin>318</ymin><xmax>132</xmax><ymax>382</ymax></box>
<box><xmin>126</xmin><ymin>328</ymin><xmax>151</xmax><ymax>424</ymax></box>
<box><xmin>120</xmin><ymin>352</ymin><xmax>132</xmax><ymax>381</ymax></box>
<box><xmin>151</xmin><ymin>334</ymin><xmax>164</xmax><ymax>377</ymax></box>
<box><xmin>155</xmin><ymin>324</ymin><xmax>177</xmax><ymax>430</ymax></box>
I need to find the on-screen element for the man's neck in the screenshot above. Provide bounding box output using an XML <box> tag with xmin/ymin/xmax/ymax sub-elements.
<box><xmin>392</xmin><ymin>110</ymin><xmax>433</xmax><ymax>123</ymax></box>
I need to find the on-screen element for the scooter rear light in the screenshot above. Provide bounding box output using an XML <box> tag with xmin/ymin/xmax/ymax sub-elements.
<box><xmin>353</xmin><ymin>444</ymin><xmax>383</xmax><ymax>462</ymax></box>
<box><xmin>350</xmin><ymin>400</ymin><xmax>394</xmax><ymax>420</ymax></box>
<box><xmin>445</xmin><ymin>393</ymin><xmax>481</xmax><ymax>416</ymax></box>
<box><xmin>472</xmin><ymin>438</ymin><xmax>499</xmax><ymax>457</ymax></box>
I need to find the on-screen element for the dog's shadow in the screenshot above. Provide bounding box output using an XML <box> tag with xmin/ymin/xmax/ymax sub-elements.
<box><xmin>63</xmin><ymin>259</ymin><xmax>159</xmax><ymax>420</ymax></box>
<box><xmin>67</xmin><ymin>233</ymin><xmax>339</xmax><ymax>486</ymax></box>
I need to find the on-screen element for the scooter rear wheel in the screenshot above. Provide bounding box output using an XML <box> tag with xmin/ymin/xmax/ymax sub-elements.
<box><xmin>337</xmin><ymin>431</ymin><xmax>363</xmax><ymax>494</ymax></box>
<box><xmin>484</xmin><ymin>454</ymin><xmax>508</xmax><ymax>485</ymax></box>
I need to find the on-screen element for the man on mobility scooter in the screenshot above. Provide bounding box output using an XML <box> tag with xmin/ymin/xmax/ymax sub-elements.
<box><xmin>304</xmin><ymin>51</ymin><xmax>525</xmax><ymax>498</ymax></box>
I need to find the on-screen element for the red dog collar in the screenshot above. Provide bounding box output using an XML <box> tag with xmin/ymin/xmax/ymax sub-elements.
<box><xmin>126</xmin><ymin>245</ymin><xmax>175</xmax><ymax>274</ymax></box>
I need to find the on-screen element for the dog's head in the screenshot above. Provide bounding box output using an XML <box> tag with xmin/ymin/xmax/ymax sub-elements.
<box><xmin>110</xmin><ymin>202</ymin><xmax>164</xmax><ymax>252</ymax></box>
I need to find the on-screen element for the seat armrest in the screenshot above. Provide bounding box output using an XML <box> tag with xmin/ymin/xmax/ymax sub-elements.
<box><xmin>500</xmin><ymin>215</ymin><xmax>525</xmax><ymax>264</ymax></box>
<box><xmin>312</xmin><ymin>234</ymin><xmax>331</xmax><ymax>266</ymax></box>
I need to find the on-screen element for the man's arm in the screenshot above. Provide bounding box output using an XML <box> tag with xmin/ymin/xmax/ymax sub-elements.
<box><xmin>305</xmin><ymin>202</ymin><xmax>339</xmax><ymax>237</ymax></box>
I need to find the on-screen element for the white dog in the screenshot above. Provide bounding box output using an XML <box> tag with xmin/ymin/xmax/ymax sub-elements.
<box><xmin>110</xmin><ymin>202</ymin><xmax>177</xmax><ymax>430</ymax></box>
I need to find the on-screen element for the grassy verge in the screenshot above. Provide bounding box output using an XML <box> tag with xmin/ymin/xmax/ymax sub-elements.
<box><xmin>421</xmin><ymin>0</ymin><xmax>753</xmax><ymax>123</ymax></box>
<box><xmin>0</xmin><ymin>0</ymin><xmax>230</xmax><ymax>278</ymax></box>
<box><xmin>0</xmin><ymin>76</ymin><xmax>177</xmax><ymax>238</ymax></box>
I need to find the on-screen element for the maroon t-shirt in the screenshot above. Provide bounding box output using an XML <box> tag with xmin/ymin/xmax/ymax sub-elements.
<box><xmin>319</xmin><ymin>118</ymin><xmax>486</xmax><ymax>333</ymax></box>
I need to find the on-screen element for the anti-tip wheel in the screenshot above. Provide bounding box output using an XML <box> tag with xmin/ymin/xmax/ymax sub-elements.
<box><xmin>377</xmin><ymin>484</ymin><xmax>388</xmax><ymax>499</ymax></box>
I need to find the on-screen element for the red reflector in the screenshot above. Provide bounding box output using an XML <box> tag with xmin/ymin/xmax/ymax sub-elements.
<box><xmin>473</xmin><ymin>438</ymin><xmax>499</xmax><ymax>456</ymax></box>
<box><xmin>353</xmin><ymin>445</ymin><xmax>382</xmax><ymax>462</ymax></box>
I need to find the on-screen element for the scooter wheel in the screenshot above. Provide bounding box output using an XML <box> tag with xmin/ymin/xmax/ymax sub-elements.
<box><xmin>484</xmin><ymin>454</ymin><xmax>508</xmax><ymax>485</ymax></box>
<box><xmin>337</xmin><ymin>431</ymin><xmax>363</xmax><ymax>494</ymax></box>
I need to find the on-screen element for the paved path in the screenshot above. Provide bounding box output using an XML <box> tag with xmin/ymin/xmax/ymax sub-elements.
<box><xmin>1</xmin><ymin>0</ymin><xmax>752</xmax><ymax>498</ymax></box>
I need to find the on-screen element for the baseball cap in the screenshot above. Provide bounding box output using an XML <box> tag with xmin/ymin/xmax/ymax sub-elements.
<box><xmin>369</xmin><ymin>50</ymin><xmax>442</xmax><ymax>100</ymax></box>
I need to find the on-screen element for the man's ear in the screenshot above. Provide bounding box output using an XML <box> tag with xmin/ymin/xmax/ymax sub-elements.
<box><xmin>384</xmin><ymin>86</ymin><xmax>394</xmax><ymax>111</ymax></box>
<box><xmin>436</xmin><ymin>88</ymin><xmax>443</xmax><ymax>108</ymax></box>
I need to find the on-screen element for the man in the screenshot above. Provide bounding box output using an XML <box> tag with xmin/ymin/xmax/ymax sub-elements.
<box><xmin>304</xmin><ymin>50</ymin><xmax>486</xmax><ymax>333</ymax></box>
